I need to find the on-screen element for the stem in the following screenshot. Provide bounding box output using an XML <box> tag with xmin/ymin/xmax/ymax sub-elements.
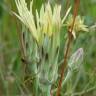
<box><xmin>64</xmin><ymin>85</ymin><xmax>96</xmax><ymax>96</ymax></box>
<box><xmin>46</xmin><ymin>85</ymin><xmax>51</xmax><ymax>96</ymax></box>
<box><xmin>56</xmin><ymin>0</ymin><xmax>80</xmax><ymax>96</ymax></box>
<box><xmin>65</xmin><ymin>0</ymin><xmax>70</xmax><ymax>14</ymax></box>
<box><xmin>15</xmin><ymin>19</ymin><xmax>26</xmax><ymax>59</ymax></box>
<box><xmin>56</xmin><ymin>32</ymin><xmax>72</xmax><ymax>96</ymax></box>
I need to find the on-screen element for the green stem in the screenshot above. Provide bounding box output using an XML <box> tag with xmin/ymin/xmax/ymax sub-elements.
<box><xmin>34</xmin><ymin>75</ymin><xmax>39</xmax><ymax>96</ymax></box>
<box><xmin>45</xmin><ymin>85</ymin><xmax>51</xmax><ymax>96</ymax></box>
<box><xmin>33</xmin><ymin>44</ymin><xmax>39</xmax><ymax>96</ymax></box>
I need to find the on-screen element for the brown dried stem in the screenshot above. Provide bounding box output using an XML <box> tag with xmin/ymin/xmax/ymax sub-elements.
<box><xmin>56</xmin><ymin>0</ymin><xmax>80</xmax><ymax>96</ymax></box>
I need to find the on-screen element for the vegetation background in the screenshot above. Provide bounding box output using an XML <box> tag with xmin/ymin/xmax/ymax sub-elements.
<box><xmin>0</xmin><ymin>0</ymin><xmax>96</xmax><ymax>96</ymax></box>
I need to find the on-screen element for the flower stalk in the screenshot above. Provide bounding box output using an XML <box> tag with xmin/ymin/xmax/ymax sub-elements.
<box><xmin>14</xmin><ymin>0</ymin><xmax>71</xmax><ymax>95</ymax></box>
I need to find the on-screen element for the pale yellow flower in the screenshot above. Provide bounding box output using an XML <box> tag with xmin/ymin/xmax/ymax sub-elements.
<box><xmin>14</xmin><ymin>0</ymin><xmax>38</xmax><ymax>41</ymax></box>
<box><xmin>66</xmin><ymin>15</ymin><xmax>89</xmax><ymax>38</ymax></box>
<box><xmin>14</xmin><ymin>0</ymin><xmax>71</xmax><ymax>43</ymax></box>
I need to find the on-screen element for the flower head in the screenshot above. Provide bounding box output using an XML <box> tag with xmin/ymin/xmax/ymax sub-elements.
<box><xmin>66</xmin><ymin>14</ymin><xmax>89</xmax><ymax>38</ymax></box>
<box><xmin>14</xmin><ymin>0</ymin><xmax>38</xmax><ymax>41</ymax></box>
<box><xmin>14</xmin><ymin>0</ymin><xmax>71</xmax><ymax>43</ymax></box>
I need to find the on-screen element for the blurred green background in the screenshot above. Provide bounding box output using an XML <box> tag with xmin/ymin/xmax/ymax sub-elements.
<box><xmin>0</xmin><ymin>0</ymin><xmax>96</xmax><ymax>96</ymax></box>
